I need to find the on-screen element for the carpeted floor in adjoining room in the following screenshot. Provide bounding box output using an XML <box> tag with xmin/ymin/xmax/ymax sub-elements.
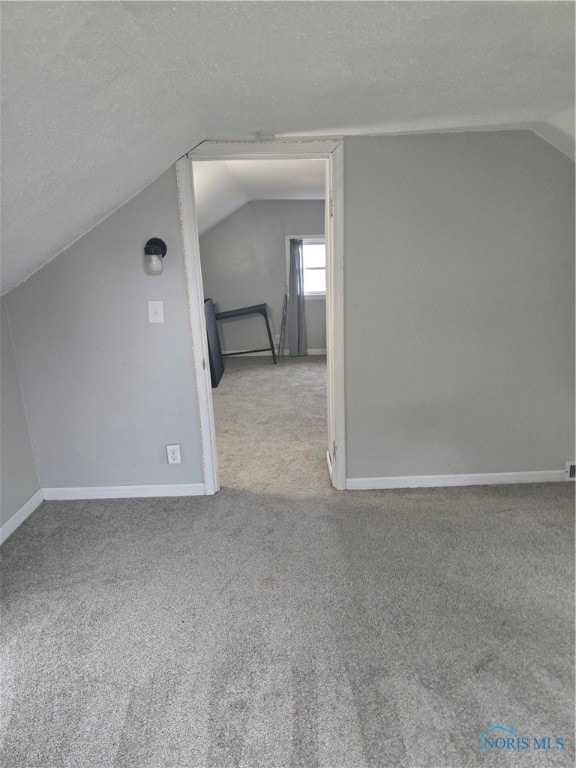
<box><xmin>1</xmin><ymin>355</ymin><xmax>574</xmax><ymax>768</ymax></box>
<box><xmin>212</xmin><ymin>355</ymin><xmax>330</xmax><ymax>492</ymax></box>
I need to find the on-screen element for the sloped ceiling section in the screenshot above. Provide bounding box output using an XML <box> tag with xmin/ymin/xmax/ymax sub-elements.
<box><xmin>1</xmin><ymin>1</ymin><xmax>574</xmax><ymax>293</ymax></box>
<box><xmin>193</xmin><ymin>159</ymin><xmax>326</xmax><ymax>235</ymax></box>
<box><xmin>192</xmin><ymin>162</ymin><xmax>249</xmax><ymax>238</ymax></box>
<box><xmin>532</xmin><ymin>108</ymin><xmax>575</xmax><ymax>160</ymax></box>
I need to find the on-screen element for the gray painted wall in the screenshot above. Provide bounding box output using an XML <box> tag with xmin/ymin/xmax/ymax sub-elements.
<box><xmin>1</xmin><ymin>300</ymin><xmax>40</xmax><ymax>525</ymax></box>
<box><xmin>4</xmin><ymin>168</ymin><xmax>203</xmax><ymax>489</ymax></box>
<box><xmin>3</xmin><ymin>133</ymin><xmax>572</xmax><ymax>500</ymax></box>
<box><xmin>343</xmin><ymin>131</ymin><xmax>575</xmax><ymax>478</ymax></box>
<box><xmin>199</xmin><ymin>200</ymin><xmax>326</xmax><ymax>353</ymax></box>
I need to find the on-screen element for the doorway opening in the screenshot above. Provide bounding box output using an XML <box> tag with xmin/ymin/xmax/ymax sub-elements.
<box><xmin>175</xmin><ymin>139</ymin><xmax>345</xmax><ymax>493</ymax></box>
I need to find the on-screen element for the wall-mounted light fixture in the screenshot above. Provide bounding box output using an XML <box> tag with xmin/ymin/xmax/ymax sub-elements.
<box><xmin>144</xmin><ymin>238</ymin><xmax>167</xmax><ymax>275</ymax></box>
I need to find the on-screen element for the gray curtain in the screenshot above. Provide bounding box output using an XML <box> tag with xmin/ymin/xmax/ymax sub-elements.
<box><xmin>287</xmin><ymin>238</ymin><xmax>307</xmax><ymax>356</ymax></box>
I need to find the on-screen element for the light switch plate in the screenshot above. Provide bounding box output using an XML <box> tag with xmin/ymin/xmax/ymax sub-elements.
<box><xmin>148</xmin><ymin>301</ymin><xmax>164</xmax><ymax>323</ymax></box>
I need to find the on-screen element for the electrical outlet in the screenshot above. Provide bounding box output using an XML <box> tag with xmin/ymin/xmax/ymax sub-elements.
<box><xmin>166</xmin><ymin>444</ymin><xmax>181</xmax><ymax>464</ymax></box>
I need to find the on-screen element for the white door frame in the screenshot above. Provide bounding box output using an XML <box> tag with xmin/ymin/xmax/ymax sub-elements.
<box><xmin>175</xmin><ymin>138</ymin><xmax>345</xmax><ymax>491</ymax></box>
<box><xmin>175</xmin><ymin>158</ymin><xmax>219</xmax><ymax>494</ymax></box>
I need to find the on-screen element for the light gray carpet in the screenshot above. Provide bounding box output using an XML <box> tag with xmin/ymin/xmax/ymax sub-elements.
<box><xmin>1</xmin><ymin>357</ymin><xmax>574</xmax><ymax>767</ymax></box>
<box><xmin>213</xmin><ymin>356</ymin><xmax>331</xmax><ymax>492</ymax></box>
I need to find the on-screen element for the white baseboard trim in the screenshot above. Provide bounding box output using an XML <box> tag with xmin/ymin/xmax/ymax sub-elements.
<box><xmin>279</xmin><ymin>349</ymin><xmax>327</xmax><ymax>356</ymax></box>
<box><xmin>1</xmin><ymin>484</ymin><xmax>207</xmax><ymax>542</ymax></box>
<box><xmin>345</xmin><ymin>470</ymin><xmax>567</xmax><ymax>491</ymax></box>
<box><xmin>0</xmin><ymin>489</ymin><xmax>44</xmax><ymax>544</ymax></box>
<box><xmin>42</xmin><ymin>484</ymin><xmax>206</xmax><ymax>500</ymax></box>
<box><xmin>326</xmin><ymin>450</ymin><xmax>333</xmax><ymax>478</ymax></box>
<box><xmin>223</xmin><ymin>349</ymin><xmax>327</xmax><ymax>357</ymax></box>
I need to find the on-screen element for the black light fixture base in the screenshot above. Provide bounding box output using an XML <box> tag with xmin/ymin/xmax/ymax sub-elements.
<box><xmin>144</xmin><ymin>238</ymin><xmax>167</xmax><ymax>257</ymax></box>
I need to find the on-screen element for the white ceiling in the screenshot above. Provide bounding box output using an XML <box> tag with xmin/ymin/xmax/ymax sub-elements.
<box><xmin>193</xmin><ymin>159</ymin><xmax>326</xmax><ymax>235</ymax></box>
<box><xmin>1</xmin><ymin>1</ymin><xmax>574</xmax><ymax>293</ymax></box>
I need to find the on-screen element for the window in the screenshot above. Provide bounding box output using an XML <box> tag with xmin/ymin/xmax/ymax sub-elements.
<box><xmin>302</xmin><ymin>238</ymin><xmax>326</xmax><ymax>296</ymax></box>
<box><xmin>302</xmin><ymin>239</ymin><xmax>326</xmax><ymax>295</ymax></box>
<box><xmin>286</xmin><ymin>236</ymin><xmax>326</xmax><ymax>297</ymax></box>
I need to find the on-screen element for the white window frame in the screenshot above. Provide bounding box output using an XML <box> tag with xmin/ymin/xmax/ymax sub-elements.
<box><xmin>285</xmin><ymin>235</ymin><xmax>327</xmax><ymax>300</ymax></box>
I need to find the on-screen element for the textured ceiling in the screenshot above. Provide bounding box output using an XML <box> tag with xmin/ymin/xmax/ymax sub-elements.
<box><xmin>193</xmin><ymin>159</ymin><xmax>326</xmax><ymax>235</ymax></box>
<box><xmin>1</xmin><ymin>1</ymin><xmax>574</xmax><ymax>293</ymax></box>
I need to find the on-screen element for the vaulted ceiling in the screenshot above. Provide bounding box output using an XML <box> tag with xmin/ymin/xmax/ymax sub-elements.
<box><xmin>1</xmin><ymin>1</ymin><xmax>574</xmax><ymax>293</ymax></box>
<box><xmin>193</xmin><ymin>159</ymin><xmax>326</xmax><ymax>235</ymax></box>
